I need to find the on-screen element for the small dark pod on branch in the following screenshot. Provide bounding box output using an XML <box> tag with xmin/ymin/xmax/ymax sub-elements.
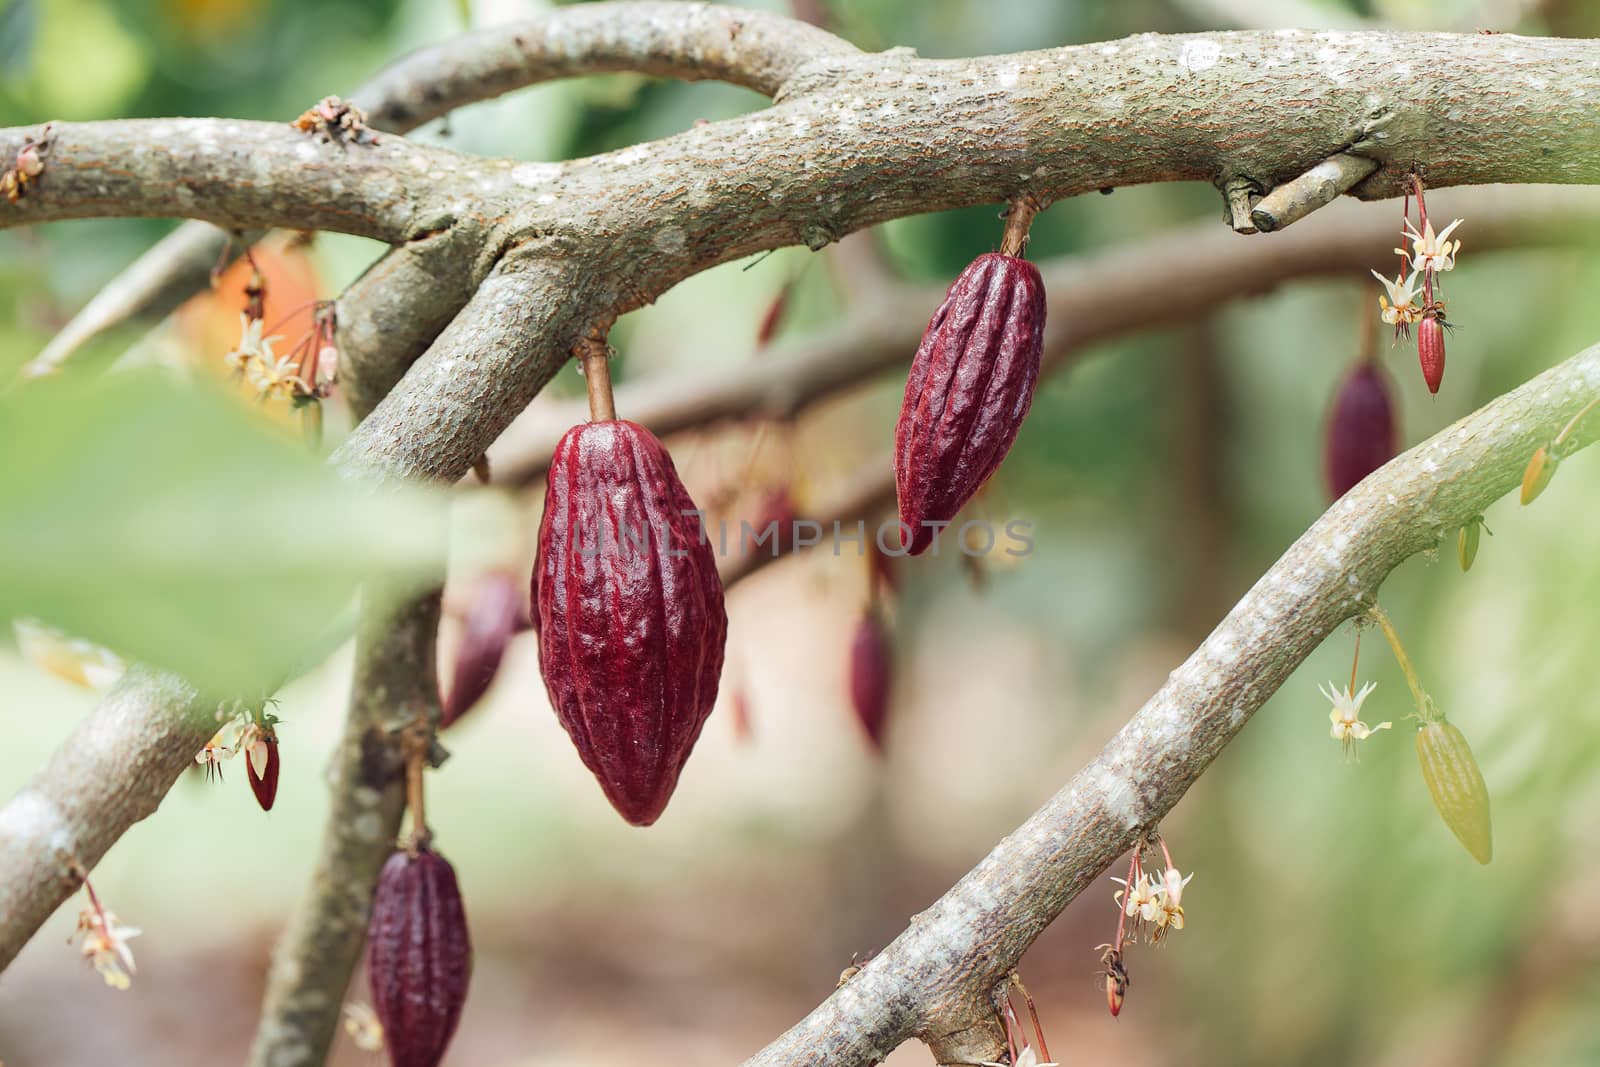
<box><xmin>848</xmin><ymin>608</ymin><xmax>893</xmax><ymax>753</ymax></box>
<box><xmin>366</xmin><ymin>847</ymin><xmax>472</xmax><ymax>1067</ymax></box>
<box><xmin>895</xmin><ymin>253</ymin><xmax>1045</xmax><ymax>555</ymax></box>
<box><xmin>1324</xmin><ymin>361</ymin><xmax>1398</xmax><ymax>500</ymax></box>
<box><xmin>442</xmin><ymin>570</ymin><xmax>523</xmax><ymax>729</ymax></box>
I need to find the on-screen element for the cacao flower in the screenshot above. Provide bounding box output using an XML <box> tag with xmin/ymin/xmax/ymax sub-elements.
<box><xmin>534</xmin><ymin>420</ymin><xmax>728</xmax><ymax>826</ymax></box>
<box><xmin>1324</xmin><ymin>361</ymin><xmax>1397</xmax><ymax>500</ymax></box>
<box><xmin>442</xmin><ymin>570</ymin><xmax>523</xmax><ymax>729</ymax></box>
<box><xmin>1417</xmin><ymin>313</ymin><xmax>1446</xmax><ymax>394</ymax></box>
<box><xmin>1415</xmin><ymin>720</ymin><xmax>1493</xmax><ymax>864</ymax></box>
<box><xmin>895</xmin><ymin>253</ymin><xmax>1045</xmax><ymax>555</ymax></box>
<box><xmin>367</xmin><ymin>848</ymin><xmax>472</xmax><ymax>1067</ymax></box>
<box><xmin>245</xmin><ymin>726</ymin><xmax>280</xmax><ymax>812</ymax></box>
<box><xmin>848</xmin><ymin>608</ymin><xmax>892</xmax><ymax>752</ymax></box>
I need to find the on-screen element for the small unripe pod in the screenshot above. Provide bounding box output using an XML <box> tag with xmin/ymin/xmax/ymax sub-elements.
<box><xmin>245</xmin><ymin>730</ymin><xmax>279</xmax><ymax>812</ymax></box>
<box><xmin>895</xmin><ymin>253</ymin><xmax>1046</xmax><ymax>555</ymax></box>
<box><xmin>1457</xmin><ymin>521</ymin><xmax>1480</xmax><ymax>573</ymax></box>
<box><xmin>1416</xmin><ymin>720</ymin><xmax>1493</xmax><ymax>864</ymax></box>
<box><xmin>1417</xmin><ymin>314</ymin><xmax>1446</xmax><ymax>394</ymax></box>
<box><xmin>1521</xmin><ymin>445</ymin><xmax>1558</xmax><ymax>505</ymax></box>
<box><xmin>847</xmin><ymin>609</ymin><xmax>892</xmax><ymax>752</ymax></box>
<box><xmin>1324</xmin><ymin>361</ymin><xmax>1397</xmax><ymax>500</ymax></box>
<box><xmin>366</xmin><ymin>848</ymin><xmax>473</xmax><ymax>1067</ymax></box>
<box><xmin>442</xmin><ymin>571</ymin><xmax>523</xmax><ymax>729</ymax></box>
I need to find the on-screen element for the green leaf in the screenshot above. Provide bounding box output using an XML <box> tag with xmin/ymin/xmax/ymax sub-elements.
<box><xmin>0</xmin><ymin>369</ymin><xmax>446</xmax><ymax>695</ymax></box>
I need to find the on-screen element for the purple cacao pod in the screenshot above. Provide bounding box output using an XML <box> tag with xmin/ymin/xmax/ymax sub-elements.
<box><xmin>245</xmin><ymin>729</ymin><xmax>279</xmax><ymax>812</ymax></box>
<box><xmin>895</xmin><ymin>252</ymin><xmax>1045</xmax><ymax>555</ymax></box>
<box><xmin>1417</xmin><ymin>313</ymin><xmax>1446</xmax><ymax>394</ymax></box>
<box><xmin>847</xmin><ymin>609</ymin><xmax>892</xmax><ymax>753</ymax></box>
<box><xmin>442</xmin><ymin>571</ymin><xmax>523</xmax><ymax>729</ymax></box>
<box><xmin>366</xmin><ymin>848</ymin><xmax>472</xmax><ymax>1067</ymax></box>
<box><xmin>1324</xmin><ymin>361</ymin><xmax>1397</xmax><ymax>500</ymax></box>
<box><xmin>534</xmin><ymin>420</ymin><xmax>728</xmax><ymax>826</ymax></box>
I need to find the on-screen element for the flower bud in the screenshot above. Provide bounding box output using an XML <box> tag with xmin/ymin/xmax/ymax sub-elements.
<box><xmin>366</xmin><ymin>848</ymin><xmax>472</xmax><ymax>1067</ymax></box>
<box><xmin>534</xmin><ymin>420</ymin><xmax>727</xmax><ymax>826</ymax></box>
<box><xmin>1520</xmin><ymin>445</ymin><xmax>1558</xmax><ymax>505</ymax></box>
<box><xmin>1324</xmin><ymin>361</ymin><xmax>1397</xmax><ymax>500</ymax></box>
<box><xmin>895</xmin><ymin>253</ymin><xmax>1045</xmax><ymax>555</ymax></box>
<box><xmin>1417</xmin><ymin>313</ymin><xmax>1446</xmax><ymax>394</ymax></box>
<box><xmin>442</xmin><ymin>570</ymin><xmax>522</xmax><ymax>729</ymax></box>
<box><xmin>246</xmin><ymin>728</ymin><xmax>280</xmax><ymax>812</ymax></box>
<box><xmin>1416</xmin><ymin>720</ymin><xmax>1492</xmax><ymax>864</ymax></box>
<box><xmin>847</xmin><ymin>609</ymin><xmax>893</xmax><ymax>753</ymax></box>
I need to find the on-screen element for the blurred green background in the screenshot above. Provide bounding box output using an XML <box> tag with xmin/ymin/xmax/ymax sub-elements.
<box><xmin>4</xmin><ymin>0</ymin><xmax>1600</xmax><ymax>1064</ymax></box>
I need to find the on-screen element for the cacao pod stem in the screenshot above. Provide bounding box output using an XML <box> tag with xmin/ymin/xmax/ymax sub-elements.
<box><xmin>999</xmin><ymin>195</ymin><xmax>1041</xmax><ymax>257</ymax></box>
<box><xmin>578</xmin><ymin>333</ymin><xmax>616</xmax><ymax>422</ymax></box>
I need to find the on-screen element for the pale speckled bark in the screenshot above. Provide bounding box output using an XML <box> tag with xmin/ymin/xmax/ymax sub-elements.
<box><xmin>742</xmin><ymin>344</ymin><xmax>1600</xmax><ymax>1067</ymax></box>
<box><xmin>490</xmin><ymin>185</ymin><xmax>1600</xmax><ymax>486</ymax></box>
<box><xmin>0</xmin><ymin>667</ymin><xmax>212</xmax><ymax>971</ymax></box>
<box><xmin>0</xmin><ymin>120</ymin><xmax>502</xmax><ymax>242</ymax></box>
<box><xmin>247</xmin><ymin>592</ymin><xmax>441</xmax><ymax>1067</ymax></box>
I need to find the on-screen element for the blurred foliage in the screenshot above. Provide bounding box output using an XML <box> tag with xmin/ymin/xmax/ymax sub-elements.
<box><xmin>0</xmin><ymin>369</ymin><xmax>446</xmax><ymax>693</ymax></box>
<box><xmin>2</xmin><ymin>1</ymin><xmax>1600</xmax><ymax>1066</ymax></box>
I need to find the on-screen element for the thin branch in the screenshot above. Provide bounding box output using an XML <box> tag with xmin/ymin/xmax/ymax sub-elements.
<box><xmin>742</xmin><ymin>338</ymin><xmax>1600</xmax><ymax>1067</ymax></box>
<box><xmin>247</xmin><ymin>591</ymin><xmax>442</xmax><ymax>1067</ymax></box>
<box><xmin>0</xmin><ymin>119</ymin><xmax>491</xmax><ymax>242</ymax></box>
<box><xmin>1251</xmin><ymin>152</ymin><xmax>1380</xmax><ymax>233</ymax></box>
<box><xmin>359</xmin><ymin>1</ymin><xmax>860</xmax><ymax>127</ymax></box>
<box><xmin>489</xmin><ymin>185</ymin><xmax>1600</xmax><ymax>486</ymax></box>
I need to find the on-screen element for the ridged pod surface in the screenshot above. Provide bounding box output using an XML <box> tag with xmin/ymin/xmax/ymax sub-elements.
<box><xmin>534</xmin><ymin>420</ymin><xmax>727</xmax><ymax>826</ymax></box>
<box><xmin>895</xmin><ymin>253</ymin><xmax>1046</xmax><ymax>555</ymax></box>
<box><xmin>1324</xmin><ymin>361</ymin><xmax>1398</xmax><ymax>500</ymax></box>
<box><xmin>366</xmin><ymin>848</ymin><xmax>472</xmax><ymax>1067</ymax></box>
<box><xmin>1416</xmin><ymin>720</ymin><xmax>1493</xmax><ymax>864</ymax></box>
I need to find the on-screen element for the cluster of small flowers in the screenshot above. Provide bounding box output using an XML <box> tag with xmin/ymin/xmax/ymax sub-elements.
<box><xmin>223</xmin><ymin>310</ymin><xmax>337</xmax><ymax>405</ymax></box>
<box><xmin>68</xmin><ymin>876</ymin><xmax>140</xmax><ymax>990</ymax></box>
<box><xmin>1</xmin><ymin>124</ymin><xmax>51</xmax><ymax>203</ymax></box>
<box><xmin>1370</xmin><ymin>177</ymin><xmax>1461</xmax><ymax>394</ymax></box>
<box><xmin>1099</xmin><ymin>837</ymin><xmax>1194</xmax><ymax>1016</ymax></box>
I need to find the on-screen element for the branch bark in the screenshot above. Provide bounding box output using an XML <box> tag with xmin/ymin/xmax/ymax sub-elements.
<box><xmin>741</xmin><ymin>341</ymin><xmax>1600</xmax><ymax>1066</ymax></box>
<box><xmin>247</xmin><ymin>591</ymin><xmax>441</xmax><ymax>1067</ymax></box>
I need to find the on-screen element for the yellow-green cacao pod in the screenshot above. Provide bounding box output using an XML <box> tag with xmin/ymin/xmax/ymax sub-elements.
<box><xmin>1416</xmin><ymin>721</ymin><xmax>1493</xmax><ymax>864</ymax></box>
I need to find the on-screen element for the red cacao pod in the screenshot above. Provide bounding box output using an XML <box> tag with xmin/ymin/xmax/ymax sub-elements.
<box><xmin>1324</xmin><ymin>361</ymin><xmax>1398</xmax><ymax>500</ymax></box>
<box><xmin>847</xmin><ymin>609</ymin><xmax>892</xmax><ymax>752</ymax></box>
<box><xmin>366</xmin><ymin>848</ymin><xmax>472</xmax><ymax>1067</ymax></box>
<box><xmin>534</xmin><ymin>420</ymin><xmax>728</xmax><ymax>825</ymax></box>
<box><xmin>442</xmin><ymin>570</ymin><xmax>522</xmax><ymax>729</ymax></box>
<box><xmin>245</xmin><ymin>729</ymin><xmax>279</xmax><ymax>812</ymax></box>
<box><xmin>895</xmin><ymin>253</ymin><xmax>1045</xmax><ymax>555</ymax></box>
<box><xmin>1417</xmin><ymin>314</ymin><xmax>1446</xmax><ymax>394</ymax></box>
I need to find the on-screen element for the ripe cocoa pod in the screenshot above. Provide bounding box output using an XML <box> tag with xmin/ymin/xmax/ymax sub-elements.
<box><xmin>246</xmin><ymin>728</ymin><xmax>279</xmax><ymax>812</ymax></box>
<box><xmin>534</xmin><ymin>420</ymin><xmax>728</xmax><ymax>826</ymax></box>
<box><xmin>848</xmin><ymin>609</ymin><xmax>892</xmax><ymax>752</ymax></box>
<box><xmin>1417</xmin><ymin>314</ymin><xmax>1446</xmax><ymax>394</ymax></box>
<box><xmin>1416</xmin><ymin>720</ymin><xmax>1492</xmax><ymax>864</ymax></box>
<box><xmin>366</xmin><ymin>848</ymin><xmax>472</xmax><ymax>1067</ymax></box>
<box><xmin>895</xmin><ymin>253</ymin><xmax>1045</xmax><ymax>555</ymax></box>
<box><xmin>1324</xmin><ymin>361</ymin><xmax>1397</xmax><ymax>500</ymax></box>
<box><xmin>442</xmin><ymin>570</ymin><xmax>523</xmax><ymax>729</ymax></box>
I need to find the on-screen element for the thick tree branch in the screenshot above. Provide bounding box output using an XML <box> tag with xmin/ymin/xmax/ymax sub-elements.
<box><xmin>490</xmin><ymin>185</ymin><xmax>1600</xmax><ymax>485</ymax></box>
<box><xmin>0</xmin><ymin>668</ymin><xmax>211</xmax><ymax>971</ymax></box>
<box><xmin>248</xmin><ymin>591</ymin><xmax>441</xmax><ymax>1067</ymax></box>
<box><xmin>0</xmin><ymin>119</ymin><xmax>492</xmax><ymax>241</ymax></box>
<box><xmin>742</xmin><ymin>342</ymin><xmax>1600</xmax><ymax>1066</ymax></box>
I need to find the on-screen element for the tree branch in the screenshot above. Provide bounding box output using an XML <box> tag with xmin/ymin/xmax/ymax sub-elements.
<box><xmin>359</xmin><ymin>1</ymin><xmax>860</xmax><ymax>127</ymax></box>
<box><xmin>247</xmin><ymin>591</ymin><xmax>441</xmax><ymax>1067</ymax></box>
<box><xmin>741</xmin><ymin>340</ymin><xmax>1600</xmax><ymax>1066</ymax></box>
<box><xmin>489</xmin><ymin>185</ymin><xmax>1600</xmax><ymax>486</ymax></box>
<box><xmin>0</xmin><ymin>668</ymin><xmax>210</xmax><ymax>971</ymax></box>
<box><xmin>0</xmin><ymin>119</ymin><xmax>491</xmax><ymax>241</ymax></box>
